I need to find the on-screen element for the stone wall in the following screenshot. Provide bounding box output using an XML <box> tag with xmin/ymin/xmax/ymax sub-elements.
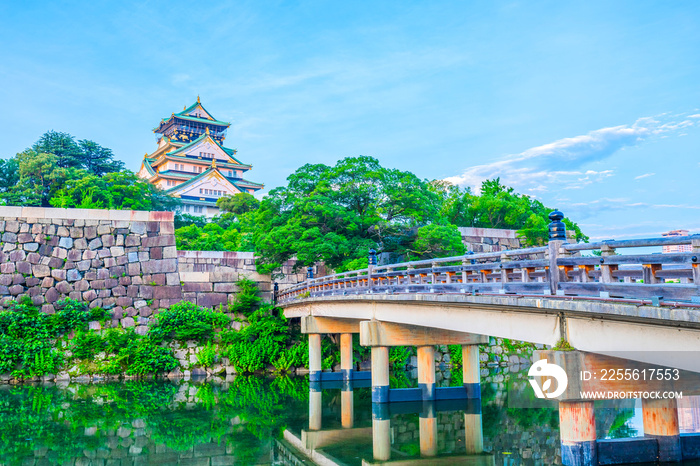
<box><xmin>459</xmin><ymin>227</ymin><xmax>525</xmax><ymax>253</ymax></box>
<box><xmin>0</xmin><ymin>207</ymin><xmax>183</xmax><ymax>328</ymax></box>
<box><xmin>0</xmin><ymin>207</ymin><xmax>281</xmax><ymax>321</ymax></box>
<box><xmin>178</xmin><ymin>250</ymin><xmax>272</xmax><ymax>307</ymax></box>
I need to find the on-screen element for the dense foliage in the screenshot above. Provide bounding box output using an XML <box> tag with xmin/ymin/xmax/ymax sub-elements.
<box><xmin>0</xmin><ymin>131</ymin><xmax>177</xmax><ymax>210</ymax></box>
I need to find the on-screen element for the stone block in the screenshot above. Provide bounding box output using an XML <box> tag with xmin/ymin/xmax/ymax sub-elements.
<box><xmin>23</xmin><ymin>242</ymin><xmax>39</xmax><ymax>252</ymax></box>
<box><xmin>130</xmin><ymin>222</ymin><xmax>147</xmax><ymax>235</ymax></box>
<box><xmin>152</xmin><ymin>286</ymin><xmax>182</xmax><ymax>300</ymax></box>
<box><xmin>112</xmin><ymin>286</ymin><xmax>126</xmax><ymax>296</ymax></box>
<box><xmin>66</xmin><ymin>249</ymin><xmax>81</xmax><ymax>261</ymax></box>
<box><xmin>141</xmin><ymin>235</ymin><xmax>176</xmax><ymax>248</ymax></box>
<box><xmin>73</xmin><ymin>238</ymin><xmax>88</xmax><ymax>249</ymax></box>
<box><xmin>141</xmin><ymin>259</ymin><xmax>177</xmax><ymax>274</ymax></box>
<box><xmin>12</xmin><ymin>273</ymin><xmax>24</xmax><ymax>285</ymax></box>
<box><xmin>50</xmin><ymin>269</ymin><xmax>66</xmax><ymax>281</ymax></box>
<box><xmin>150</xmin><ymin>247</ymin><xmax>162</xmax><ymax>260</ymax></box>
<box><xmin>33</xmin><ymin>264</ymin><xmax>50</xmax><ymax>278</ymax></box>
<box><xmin>139</xmin><ymin>285</ymin><xmax>153</xmax><ymax>299</ymax></box>
<box><xmin>119</xmin><ymin>275</ymin><xmax>131</xmax><ymax>286</ymax></box>
<box><xmin>135</xmin><ymin>325</ymin><xmax>148</xmax><ymax>336</ymax></box>
<box><xmin>121</xmin><ymin>317</ymin><xmax>135</xmax><ymax>328</ymax></box>
<box><xmin>88</xmin><ymin>238</ymin><xmax>102</xmax><ymax>250</ymax></box>
<box><xmin>166</xmin><ymin>272</ymin><xmax>180</xmax><ymax>286</ymax></box>
<box><xmin>9</xmin><ymin>249</ymin><xmax>26</xmax><ymax>262</ymax></box>
<box><xmin>213</xmin><ymin>282</ymin><xmax>237</xmax><ymax>293</ymax></box>
<box><xmin>66</xmin><ymin>269</ymin><xmax>82</xmax><ymax>282</ymax></box>
<box><xmin>97</xmin><ymin>248</ymin><xmax>111</xmax><ymax>259</ymax></box>
<box><xmin>8</xmin><ymin>284</ymin><xmax>23</xmax><ymax>296</ymax></box>
<box><xmin>69</xmin><ymin>227</ymin><xmax>83</xmax><ymax>238</ymax></box>
<box><xmin>110</xmin><ymin>246</ymin><xmax>125</xmax><ymax>257</ymax></box>
<box><xmin>105</xmin><ymin>278</ymin><xmax>119</xmax><ymax>288</ymax></box>
<box><xmin>42</xmin><ymin>304</ymin><xmax>55</xmax><ymax>314</ymax></box>
<box><xmin>97</xmin><ymin>225</ymin><xmax>111</xmax><ymax>235</ymax></box>
<box><xmin>127</xmin><ymin>262</ymin><xmax>141</xmax><ymax>276</ymax></box>
<box><xmin>84</xmin><ymin>226</ymin><xmax>97</xmax><ymax>239</ymax></box>
<box><xmin>197</xmin><ymin>293</ymin><xmax>227</xmax><ymax>308</ymax></box>
<box><xmin>0</xmin><ymin>263</ymin><xmax>15</xmax><ymax>274</ymax></box>
<box><xmin>127</xmin><ymin>252</ymin><xmax>139</xmax><ymax>263</ymax></box>
<box><xmin>41</xmin><ymin>277</ymin><xmax>54</xmax><ymax>288</ymax></box>
<box><xmin>55</xmin><ymin>281</ymin><xmax>72</xmax><ymax>294</ymax></box>
<box><xmin>26</xmin><ymin>252</ymin><xmax>40</xmax><ymax>264</ymax></box>
<box><xmin>77</xmin><ymin>260</ymin><xmax>91</xmax><ymax>271</ymax></box>
<box><xmin>17</xmin><ymin>233</ymin><xmax>33</xmax><ymax>243</ymax></box>
<box><xmin>74</xmin><ymin>279</ymin><xmax>89</xmax><ymax>292</ymax></box>
<box><xmin>58</xmin><ymin>237</ymin><xmax>73</xmax><ymax>249</ymax></box>
<box><xmin>163</xmin><ymin>246</ymin><xmax>177</xmax><ymax>259</ymax></box>
<box><xmin>1</xmin><ymin>232</ymin><xmax>17</xmax><ymax>243</ymax></box>
<box><xmin>183</xmin><ymin>282</ymin><xmax>212</xmax><ymax>292</ymax></box>
<box><xmin>83</xmin><ymin>290</ymin><xmax>97</xmax><ymax>301</ymax></box>
<box><xmin>82</xmin><ymin>249</ymin><xmax>97</xmax><ymax>260</ymax></box>
<box><xmin>116</xmin><ymin>296</ymin><xmax>133</xmax><ymax>307</ymax></box>
<box><xmin>5</xmin><ymin>221</ymin><xmax>19</xmax><ymax>233</ymax></box>
<box><xmin>47</xmin><ymin>257</ymin><xmax>64</xmax><ymax>269</ymax></box>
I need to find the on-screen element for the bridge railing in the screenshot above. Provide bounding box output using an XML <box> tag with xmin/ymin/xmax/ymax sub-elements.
<box><xmin>276</xmin><ymin>212</ymin><xmax>700</xmax><ymax>305</ymax></box>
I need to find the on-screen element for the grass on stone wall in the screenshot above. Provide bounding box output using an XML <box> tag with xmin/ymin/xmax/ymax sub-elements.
<box><xmin>0</xmin><ymin>278</ymin><xmax>313</xmax><ymax>379</ymax></box>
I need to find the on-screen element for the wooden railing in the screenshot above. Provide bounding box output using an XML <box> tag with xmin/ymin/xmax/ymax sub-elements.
<box><xmin>277</xmin><ymin>233</ymin><xmax>700</xmax><ymax>305</ymax></box>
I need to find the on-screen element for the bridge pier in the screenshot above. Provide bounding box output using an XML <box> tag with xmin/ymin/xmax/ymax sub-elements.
<box><xmin>309</xmin><ymin>382</ymin><xmax>323</xmax><ymax>431</ymax></box>
<box><xmin>340</xmin><ymin>333</ymin><xmax>353</xmax><ymax>381</ymax></box>
<box><xmin>559</xmin><ymin>401</ymin><xmax>597</xmax><ymax>466</ymax></box>
<box><xmin>341</xmin><ymin>381</ymin><xmax>354</xmax><ymax>428</ymax></box>
<box><xmin>371</xmin><ymin>346</ymin><xmax>390</xmax><ymax>403</ymax></box>
<box><xmin>642</xmin><ymin>398</ymin><xmax>681</xmax><ymax>462</ymax></box>
<box><xmin>463</xmin><ymin>344</ymin><xmax>481</xmax><ymax>398</ymax></box>
<box><xmin>309</xmin><ymin>333</ymin><xmax>322</xmax><ymax>382</ymax></box>
<box><xmin>417</xmin><ymin>346</ymin><xmax>436</xmax><ymax>401</ymax></box>
<box><xmin>419</xmin><ymin>404</ymin><xmax>438</xmax><ymax>457</ymax></box>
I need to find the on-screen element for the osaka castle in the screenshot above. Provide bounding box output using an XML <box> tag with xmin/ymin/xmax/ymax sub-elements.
<box><xmin>138</xmin><ymin>97</ymin><xmax>263</xmax><ymax>217</ymax></box>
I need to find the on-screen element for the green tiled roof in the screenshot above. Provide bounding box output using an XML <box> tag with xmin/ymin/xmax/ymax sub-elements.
<box><xmin>166</xmin><ymin>132</ymin><xmax>246</xmax><ymax>165</ymax></box>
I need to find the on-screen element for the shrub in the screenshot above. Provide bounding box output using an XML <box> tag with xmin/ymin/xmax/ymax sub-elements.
<box><xmin>150</xmin><ymin>301</ymin><xmax>230</xmax><ymax>343</ymax></box>
<box><xmin>229</xmin><ymin>278</ymin><xmax>261</xmax><ymax>316</ymax></box>
<box><xmin>52</xmin><ymin>299</ymin><xmax>91</xmax><ymax>334</ymax></box>
<box><xmin>71</xmin><ymin>331</ymin><xmax>104</xmax><ymax>360</ymax></box>
<box><xmin>197</xmin><ymin>342</ymin><xmax>217</xmax><ymax>368</ymax></box>
<box><xmin>225</xmin><ymin>305</ymin><xmax>290</xmax><ymax>373</ymax></box>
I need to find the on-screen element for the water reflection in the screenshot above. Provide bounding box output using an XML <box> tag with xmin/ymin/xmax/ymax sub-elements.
<box><xmin>0</xmin><ymin>366</ymin><xmax>678</xmax><ymax>465</ymax></box>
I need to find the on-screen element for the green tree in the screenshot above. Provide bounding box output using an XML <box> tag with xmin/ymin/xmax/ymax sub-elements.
<box><xmin>217</xmin><ymin>193</ymin><xmax>260</xmax><ymax>215</ymax></box>
<box><xmin>78</xmin><ymin>140</ymin><xmax>125</xmax><ymax>176</ymax></box>
<box><xmin>254</xmin><ymin>156</ymin><xmax>441</xmax><ymax>274</ymax></box>
<box><xmin>410</xmin><ymin>224</ymin><xmax>465</xmax><ymax>259</ymax></box>
<box><xmin>32</xmin><ymin>131</ymin><xmax>83</xmax><ymax>169</ymax></box>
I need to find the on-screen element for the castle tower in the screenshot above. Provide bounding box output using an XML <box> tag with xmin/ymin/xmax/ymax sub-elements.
<box><xmin>137</xmin><ymin>97</ymin><xmax>263</xmax><ymax>217</ymax></box>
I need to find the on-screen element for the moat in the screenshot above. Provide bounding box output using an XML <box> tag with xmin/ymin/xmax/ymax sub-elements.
<box><xmin>0</xmin><ymin>366</ymin><xmax>665</xmax><ymax>466</ymax></box>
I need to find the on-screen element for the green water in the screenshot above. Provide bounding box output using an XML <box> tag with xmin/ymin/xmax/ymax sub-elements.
<box><xmin>0</xmin><ymin>367</ymin><xmax>642</xmax><ymax>465</ymax></box>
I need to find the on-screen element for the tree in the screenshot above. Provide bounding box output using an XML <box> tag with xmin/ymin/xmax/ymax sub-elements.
<box><xmin>217</xmin><ymin>193</ymin><xmax>260</xmax><ymax>215</ymax></box>
<box><xmin>11</xmin><ymin>150</ymin><xmax>68</xmax><ymax>206</ymax></box>
<box><xmin>78</xmin><ymin>140</ymin><xmax>125</xmax><ymax>176</ymax></box>
<box><xmin>32</xmin><ymin>131</ymin><xmax>83</xmax><ymax>169</ymax></box>
<box><xmin>253</xmin><ymin>156</ymin><xmax>441</xmax><ymax>274</ymax></box>
<box><xmin>410</xmin><ymin>224</ymin><xmax>465</xmax><ymax>260</ymax></box>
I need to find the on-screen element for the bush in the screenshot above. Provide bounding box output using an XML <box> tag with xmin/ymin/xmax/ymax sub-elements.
<box><xmin>51</xmin><ymin>299</ymin><xmax>92</xmax><ymax>334</ymax></box>
<box><xmin>229</xmin><ymin>278</ymin><xmax>261</xmax><ymax>316</ymax></box>
<box><xmin>197</xmin><ymin>342</ymin><xmax>217</xmax><ymax>368</ymax></box>
<box><xmin>71</xmin><ymin>331</ymin><xmax>104</xmax><ymax>360</ymax></box>
<box><xmin>150</xmin><ymin>301</ymin><xmax>230</xmax><ymax>343</ymax></box>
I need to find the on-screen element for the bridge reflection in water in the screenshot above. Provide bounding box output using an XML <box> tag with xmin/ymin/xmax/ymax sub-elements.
<box><xmin>280</xmin><ymin>378</ymin><xmax>493</xmax><ymax>465</ymax></box>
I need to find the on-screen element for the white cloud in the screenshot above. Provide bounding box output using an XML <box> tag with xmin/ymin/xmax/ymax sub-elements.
<box><xmin>634</xmin><ymin>173</ymin><xmax>655</xmax><ymax>180</ymax></box>
<box><xmin>445</xmin><ymin>114</ymin><xmax>698</xmax><ymax>193</ymax></box>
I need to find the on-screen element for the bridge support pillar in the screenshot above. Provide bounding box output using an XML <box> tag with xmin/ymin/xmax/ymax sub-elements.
<box><xmin>340</xmin><ymin>333</ymin><xmax>353</xmax><ymax>381</ymax></box>
<box><xmin>464</xmin><ymin>411</ymin><xmax>484</xmax><ymax>454</ymax></box>
<box><xmin>309</xmin><ymin>382</ymin><xmax>322</xmax><ymax>431</ymax></box>
<box><xmin>462</xmin><ymin>344</ymin><xmax>481</xmax><ymax>398</ymax></box>
<box><xmin>559</xmin><ymin>401</ymin><xmax>597</xmax><ymax>466</ymax></box>
<box><xmin>419</xmin><ymin>405</ymin><xmax>438</xmax><ymax>457</ymax></box>
<box><xmin>642</xmin><ymin>398</ymin><xmax>681</xmax><ymax>462</ymax></box>
<box><xmin>371</xmin><ymin>346</ymin><xmax>390</xmax><ymax>403</ymax></box>
<box><xmin>417</xmin><ymin>346</ymin><xmax>436</xmax><ymax>401</ymax></box>
<box><xmin>341</xmin><ymin>382</ymin><xmax>354</xmax><ymax>429</ymax></box>
<box><xmin>309</xmin><ymin>333</ymin><xmax>322</xmax><ymax>382</ymax></box>
<box><xmin>372</xmin><ymin>417</ymin><xmax>391</xmax><ymax>461</ymax></box>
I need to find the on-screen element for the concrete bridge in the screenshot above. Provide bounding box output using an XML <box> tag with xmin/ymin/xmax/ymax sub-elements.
<box><xmin>277</xmin><ymin>212</ymin><xmax>700</xmax><ymax>466</ymax></box>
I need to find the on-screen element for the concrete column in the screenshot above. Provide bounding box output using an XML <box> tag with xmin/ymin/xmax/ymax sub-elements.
<box><xmin>309</xmin><ymin>383</ymin><xmax>322</xmax><ymax>431</ymax></box>
<box><xmin>464</xmin><ymin>411</ymin><xmax>484</xmax><ymax>454</ymax></box>
<box><xmin>372</xmin><ymin>418</ymin><xmax>391</xmax><ymax>461</ymax></box>
<box><xmin>642</xmin><ymin>398</ymin><xmax>681</xmax><ymax>462</ymax></box>
<box><xmin>309</xmin><ymin>333</ymin><xmax>322</xmax><ymax>382</ymax></box>
<box><xmin>371</xmin><ymin>346</ymin><xmax>390</xmax><ymax>403</ymax></box>
<box><xmin>559</xmin><ymin>401</ymin><xmax>597</xmax><ymax>466</ymax></box>
<box><xmin>462</xmin><ymin>344</ymin><xmax>481</xmax><ymax>398</ymax></box>
<box><xmin>341</xmin><ymin>384</ymin><xmax>354</xmax><ymax>429</ymax></box>
<box><xmin>417</xmin><ymin>346</ymin><xmax>436</xmax><ymax>401</ymax></box>
<box><xmin>419</xmin><ymin>416</ymin><xmax>437</xmax><ymax>457</ymax></box>
<box><xmin>340</xmin><ymin>333</ymin><xmax>353</xmax><ymax>381</ymax></box>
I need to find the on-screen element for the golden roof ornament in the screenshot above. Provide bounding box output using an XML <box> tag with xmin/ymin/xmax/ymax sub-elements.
<box><xmin>211</xmin><ymin>158</ymin><xmax>217</xmax><ymax>168</ymax></box>
<box><xmin>206</xmin><ymin>127</ymin><xmax>210</xmax><ymax>134</ymax></box>
<box><xmin>197</xmin><ymin>95</ymin><xmax>201</xmax><ymax>103</ymax></box>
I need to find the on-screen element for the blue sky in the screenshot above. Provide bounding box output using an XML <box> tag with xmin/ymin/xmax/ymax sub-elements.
<box><xmin>1</xmin><ymin>1</ymin><xmax>699</xmax><ymax>240</ymax></box>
